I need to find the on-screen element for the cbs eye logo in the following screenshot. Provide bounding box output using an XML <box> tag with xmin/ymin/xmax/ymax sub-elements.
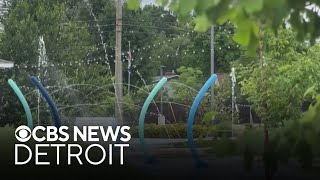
<box><xmin>15</xmin><ymin>125</ymin><xmax>31</xmax><ymax>142</ymax></box>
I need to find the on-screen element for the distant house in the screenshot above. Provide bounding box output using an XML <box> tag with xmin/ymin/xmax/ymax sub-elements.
<box><xmin>152</xmin><ymin>70</ymin><xmax>179</xmax><ymax>100</ymax></box>
<box><xmin>216</xmin><ymin>73</ymin><xmax>228</xmax><ymax>85</ymax></box>
<box><xmin>74</xmin><ymin>117</ymin><xmax>116</xmax><ymax>127</ymax></box>
<box><xmin>143</xmin><ymin>71</ymin><xmax>232</xmax><ymax>123</ymax></box>
<box><xmin>152</xmin><ymin>70</ymin><xmax>180</xmax><ymax>83</ymax></box>
<box><xmin>0</xmin><ymin>59</ymin><xmax>14</xmax><ymax>69</ymax></box>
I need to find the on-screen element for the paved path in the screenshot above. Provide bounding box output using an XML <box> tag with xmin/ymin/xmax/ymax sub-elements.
<box><xmin>122</xmin><ymin>138</ymin><xmax>320</xmax><ymax>179</ymax></box>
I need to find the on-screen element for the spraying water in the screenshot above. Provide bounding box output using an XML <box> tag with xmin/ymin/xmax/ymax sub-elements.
<box><xmin>37</xmin><ymin>36</ymin><xmax>48</xmax><ymax>125</ymax></box>
<box><xmin>83</xmin><ymin>0</ymin><xmax>121</xmax><ymax>122</ymax></box>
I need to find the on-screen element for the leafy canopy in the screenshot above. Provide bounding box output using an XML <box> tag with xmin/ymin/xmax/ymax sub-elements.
<box><xmin>128</xmin><ymin>0</ymin><xmax>320</xmax><ymax>55</ymax></box>
<box><xmin>238</xmin><ymin>29</ymin><xmax>320</xmax><ymax>126</ymax></box>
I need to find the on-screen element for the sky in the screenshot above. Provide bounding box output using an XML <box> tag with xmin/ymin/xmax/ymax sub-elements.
<box><xmin>141</xmin><ymin>0</ymin><xmax>156</xmax><ymax>7</ymax></box>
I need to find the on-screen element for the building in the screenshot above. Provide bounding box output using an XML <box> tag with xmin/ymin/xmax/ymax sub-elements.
<box><xmin>0</xmin><ymin>59</ymin><xmax>14</xmax><ymax>69</ymax></box>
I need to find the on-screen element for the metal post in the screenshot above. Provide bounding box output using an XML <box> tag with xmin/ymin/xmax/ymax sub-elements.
<box><xmin>158</xmin><ymin>65</ymin><xmax>166</xmax><ymax>125</ymax></box>
<box><xmin>115</xmin><ymin>0</ymin><xmax>123</xmax><ymax>124</ymax></box>
<box><xmin>160</xmin><ymin>65</ymin><xmax>164</xmax><ymax>115</ymax></box>
<box><xmin>210</xmin><ymin>25</ymin><xmax>215</xmax><ymax>112</ymax></box>
<box><xmin>128</xmin><ymin>41</ymin><xmax>131</xmax><ymax>94</ymax></box>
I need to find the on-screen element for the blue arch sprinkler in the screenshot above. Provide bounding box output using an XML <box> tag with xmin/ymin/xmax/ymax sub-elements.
<box><xmin>138</xmin><ymin>77</ymin><xmax>167</xmax><ymax>163</ymax></box>
<box><xmin>31</xmin><ymin>76</ymin><xmax>61</xmax><ymax>128</ymax></box>
<box><xmin>8</xmin><ymin>79</ymin><xmax>33</xmax><ymax>129</ymax></box>
<box><xmin>187</xmin><ymin>74</ymin><xmax>217</xmax><ymax>168</ymax></box>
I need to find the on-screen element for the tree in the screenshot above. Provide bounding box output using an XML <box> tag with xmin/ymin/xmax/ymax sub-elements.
<box><xmin>170</xmin><ymin>66</ymin><xmax>206</xmax><ymax>121</ymax></box>
<box><xmin>0</xmin><ymin>0</ymin><xmax>92</xmax><ymax>126</ymax></box>
<box><xmin>239</xmin><ymin>29</ymin><xmax>314</xmax><ymax>126</ymax></box>
<box><xmin>129</xmin><ymin>0</ymin><xmax>320</xmax><ymax>55</ymax></box>
<box><xmin>183</xmin><ymin>22</ymin><xmax>242</xmax><ymax>75</ymax></box>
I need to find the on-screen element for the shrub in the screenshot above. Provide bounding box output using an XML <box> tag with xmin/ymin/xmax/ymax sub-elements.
<box><xmin>129</xmin><ymin>123</ymin><xmax>212</xmax><ymax>138</ymax></box>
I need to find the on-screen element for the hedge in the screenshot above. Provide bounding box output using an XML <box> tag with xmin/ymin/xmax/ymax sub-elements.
<box><xmin>129</xmin><ymin>123</ymin><xmax>231</xmax><ymax>138</ymax></box>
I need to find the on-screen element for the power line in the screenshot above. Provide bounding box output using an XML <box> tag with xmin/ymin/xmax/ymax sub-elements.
<box><xmin>72</xmin><ymin>21</ymin><xmax>190</xmax><ymax>32</ymax></box>
<box><xmin>73</xmin><ymin>18</ymin><xmax>179</xmax><ymax>25</ymax></box>
<box><xmin>121</xmin><ymin>23</ymin><xmax>192</xmax><ymax>32</ymax></box>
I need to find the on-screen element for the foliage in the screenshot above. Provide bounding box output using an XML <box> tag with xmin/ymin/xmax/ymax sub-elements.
<box><xmin>129</xmin><ymin>0</ymin><xmax>320</xmax><ymax>55</ymax></box>
<box><xmin>0</xmin><ymin>0</ymin><xmax>102</xmax><ymax>126</ymax></box>
<box><xmin>269</xmin><ymin>115</ymin><xmax>319</xmax><ymax>168</ymax></box>
<box><xmin>55</xmin><ymin>64</ymin><xmax>114</xmax><ymax>122</ymax></box>
<box><xmin>129</xmin><ymin>123</ymin><xmax>206</xmax><ymax>138</ymax></box>
<box><xmin>171</xmin><ymin>66</ymin><xmax>203</xmax><ymax>104</ymax></box>
<box><xmin>129</xmin><ymin>123</ymin><xmax>234</xmax><ymax>138</ymax></box>
<box><xmin>238</xmin><ymin>29</ymin><xmax>319</xmax><ymax>126</ymax></box>
<box><xmin>182</xmin><ymin>22</ymin><xmax>242</xmax><ymax>75</ymax></box>
<box><xmin>170</xmin><ymin>66</ymin><xmax>206</xmax><ymax>122</ymax></box>
<box><xmin>213</xmin><ymin>75</ymin><xmax>232</xmax><ymax>121</ymax></box>
<box><xmin>203</xmin><ymin>111</ymin><xmax>215</xmax><ymax>125</ymax></box>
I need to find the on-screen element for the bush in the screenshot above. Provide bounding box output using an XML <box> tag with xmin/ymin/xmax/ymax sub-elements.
<box><xmin>129</xmin><ymin>123</ymin><xmax>213</xmax><ymax>138</ymax></box>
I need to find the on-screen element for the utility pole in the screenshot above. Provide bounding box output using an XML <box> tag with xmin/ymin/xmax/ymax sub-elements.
<box><xmin>160</xmin><ymin>65</ymin><xmax>165</xmax><ymax>115</ymax></box>
<box><xmin>128</xmin><ymin>41</ymin><xmax>131</xmax><ymax>94</ymax></box>
<box><xmin>158</xmin><ymin>65</ymin><xmax>166</xmax><ymax>125</ymax></box>
<box><xmin>210</xmin><ymin>25</ymin><xmax>215</xmax><ymax>112</ymax></box>
<box><xmin>115</xmin><ymin>0</ymin><xmax>123</xmax><ymax>124</ymax></box>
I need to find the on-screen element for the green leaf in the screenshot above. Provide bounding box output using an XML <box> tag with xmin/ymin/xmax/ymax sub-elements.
<box><xmin>233</xmin><ymin>22</ymin><xmax>251</xmax><ymax>46</ymax></box>
<box><xmin>127</xmin><ymin>0</ymin><xmax>140</xmax><ymax>10</ymax></box>
<box><xmin>196</xmin><ymin>0</ymin><xmax>220</xmax><ymax>12</ymax></box>
<box><xmin>203</xmin><ymin>111</ymin><xmax>216</xmax><ymax>125</ymax></box>
<box><xmin>251</xmin><ymin>22</ymin><xmax>259</xmax><ymax>37</ymax></box>
<box><xmin>304</xmin><ymin>86</ymin><xmax>316</xmax><ymax>98</ymax></box>
<box><xmin>178</xmin><ymin>0</ymin><xmax>197</xmax><ymax>16</ymax></box>
<box><xmin>246</xmin><ymin>33</ymin><xmax>259</xmax><ymax>56</ymax></box>
<box><xmin>264</xmin><ymin>0</ymin><xmax>286</xmax><ymax>8</ymax></box>
<box><xmin>169</xmin><ymin>0</ymin><xmax>179</xmax><ymax>11</ymax></box>
<box><xmin>194</xmin><ymin>14</ymin><xmax>211</xmax><ymax>32</ymax></box>
<box><xmin>240</xmin><ymin>0</ymin><xmax>263</xmax><ymax>14</ymax></box>
<box><xmin>217</xmin><ymin>8</ymin><xmax>238</xmax><ymax>24</ymax></box>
